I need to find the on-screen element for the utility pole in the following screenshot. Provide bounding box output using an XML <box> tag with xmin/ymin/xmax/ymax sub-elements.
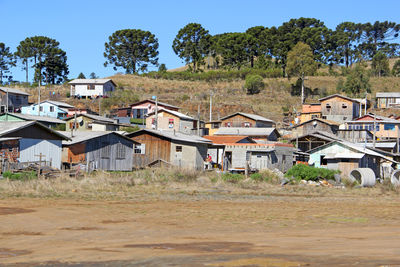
<box><xmin>98</xmin><ymin>97</ymin><xmax>101</xmax><ymax>116</ymax></box>
<box><xmin>373</xmin><ymin>114</ymin><xmax>376</xmax><ymax>149</ymax></box>
<box><xmin>5</xmin><ymin>87</ymin><xmax>8</xmax><ymax>120</ymax></box>
<box><xmin>197</xmin><ymin>104</ymin><xmax>200</xmax><ymax>136</ymax></box>
<box><xmin>38</xmin><ymin>80</ymin><xmax>41</xmax><ymax>116</ymax></box>
<box><xmin>152</xmin><ymin>96</ymin><xmax>158</xmax><ymax>130</ymax></box>
<box><xmin>301</xmin><ymin>72</ymin><xmax>305</xmax><ymax>104</ymax></box>
<box><xmin>364</xmin><ymin>93</ymin><xmax>367</xmax><ymax>116</ymax></box>
<box><xmin>209</xmin><ymin>91</ymin><xmax>213</xmax><ymax>122</ymax></box>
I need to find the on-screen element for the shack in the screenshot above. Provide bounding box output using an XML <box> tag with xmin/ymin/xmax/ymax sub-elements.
<box><xmin>291</xmin><ymin>118</ymin><xmax>340</xmax><ymax>137</ymax></box>
<box><xmin>64</xmin><ymin>114</ymin><xmax>118</xmax><ymax>132</ymax></box>
<box><xmin>220</xmin><ymin>112</ymin><xmax>275</xmax><ymax>128</ymax></box>
<box><xmin>126</xmin><ymin>129</ymin><xmax>211</xmax><ymax>170</ymax></box>
<box><xmin>223</xmin><ymin>143</ymin><xmax>294</xmax><ymax>173</ymax></box>
<box><xmin>61</xmin><ymin>131</ymin><xmax>135</xmax><ymax>171</ymax></box>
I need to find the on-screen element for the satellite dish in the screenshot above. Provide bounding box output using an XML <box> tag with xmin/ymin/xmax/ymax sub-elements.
<box><xmin>313</xmin><ymin>121</ymin><xmax>317</xmax><ymax>126</ymax></box>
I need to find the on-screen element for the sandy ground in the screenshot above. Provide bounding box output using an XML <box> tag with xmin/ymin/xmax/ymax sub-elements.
<box><xmin>1</xmin><ymin>194</ymin><xmax>400</xmax><ymax>266</ymax></box>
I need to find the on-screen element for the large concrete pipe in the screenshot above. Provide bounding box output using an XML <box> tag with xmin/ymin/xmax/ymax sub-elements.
<box><xmin>391</xmin><ymin>169</ymin><xmax>400</xmax><ymax>187</ymax></box>
<box><xmin>348</xmin><ymin>168</ymin><xmax>376</xmax><ymax>187</ymax></box>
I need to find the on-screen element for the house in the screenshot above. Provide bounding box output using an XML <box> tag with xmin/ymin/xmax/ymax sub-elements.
<box><xmin>21</xmin><ymin>100</ymin><xmax>74</xmax><ymax>119</ymax></box>
<box><xmin>345</xmin><ymin>113</ymin><xmax>400</xmax><ymax>139</ymax></box>
<box><xmin>290</xmin><ymin>118</ymin><xmax>340</xmax><ymax>137</ymax></box>
<box><xmin>308</xmin><ymin>140</ymin><xmax>397</xmax><ymax>178</ymax></box>
<box><xmin>213</xmin><ymin>127</ymin><xmax>281</xmax><ymax>141</ymax></box>
<box><xmin>61</xmin><ymin>131</ymin><xmax>135</xmax><ymax>171</ymax></box>
<box><xmin>319</xmin><ymin>94</ymin><xmax>360</xmax><ymax>123</ymax></box>
<box><xmin>69</xmin><ymin>79</ymin><xmax>116</xmax><ymax>98</ymax></box>
<box><xmin>299</xmin><ymin>103</ymin><xmax>321</xmax><ymax>123</ymax></box>
<box><xmin>67</xmin><ymin>108</ymin><xmax>97</xmax><ymax>118</ymax></box>
<box><xmin>203</xmin><ymin>135</ymin><xmax>256</xmax><ymax>167</ymax></box>
<box><xmin>0</xmin><ymin>121</ymin><xmax>69</xmax><ymax>169</ymax></box>
<box><xmin>145</xmin><ymin>108</ymin><xmax>196</xmax><ymax>135</ymax></box>
<box><xmin>220</xmin><ymin>112</ymin><xmax>275</xmax><ymax>128</ymax></box>
<box><xmin>204</xmin><ymin>120</ymin><xmax>222</xmax><ymax>136</ymax></box>
<box><xmin>0</xmin><ymin>87</ymin><xmax>30</xmax><ymax>112</ymax></box>
<box><xmin>0</xmin><ymin>113</ymin><xmax>65</xmax><ymax>129</ymax></box>
<box><xmin>223</xmin><ymin>143</ymin><xmax>294</xmax><ymax>173</ymax></box>
<box><xmin>126</xmin><ymin>129</ymin><xmax>211</xmax><ymax>170</ymax></box>
<box><xmin>376</xmin><ymin>92</ymin><xmax>400</xmax><ymax>108</ymax></box>
<box><xmin>64</xmin><ymin>114</ymin><xmax>119</xmax><ymax>132</ymax></box>
<box><xmin>113</xmin><ymin>99</ymin><xmax>180</xmax><ymax>119</ymax></box>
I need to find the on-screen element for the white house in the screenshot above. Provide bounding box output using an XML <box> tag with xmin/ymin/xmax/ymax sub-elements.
<box><xmin>68</xmin><ymin>79</ymin><xmax>116</xmax><ymax>98</ymax></box>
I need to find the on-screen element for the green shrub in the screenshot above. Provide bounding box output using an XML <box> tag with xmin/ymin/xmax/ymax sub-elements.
<box><xmin>3</xmin><ymin>171</ymin><xmax>37</xmax><ymax>180</ymax></box>
<box><xmin>130</xmin><ymin>118</ymin><xmax>145</xmax><ymax>125</ymax></box>
<box><xmin>245</xmin><ymin>74</ymin><xmax>264</xmax><ymax>95</ymax></box>
<box><xmin>221</xmin><ymin>173</ymin><xmax>244</xmax><ymax>183</ymax></box>
<box><xmin>250</xmin><ymin>173</ymin><xmax>263</xmax><ymax>181</ymax></box>
<box><xmin>285</xmin><ymin>164</ymin><xmax>339</xmax><ymax>182</ymax></box>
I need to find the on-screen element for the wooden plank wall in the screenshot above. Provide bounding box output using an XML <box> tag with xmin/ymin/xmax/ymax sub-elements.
<box><xmin>130</xmin><ymin>133</ymin><xmax>171</xmax><ymax>168</ymax></box>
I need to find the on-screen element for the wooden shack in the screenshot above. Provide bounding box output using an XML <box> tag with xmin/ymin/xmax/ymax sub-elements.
<box><xmin>291</xmin><ymin>118</ymin><xmax>340</xmax><ymax>137</ymax></box>
<box><xmin>61</xmin><ymin>131</ymin><xmax>135</xmax><ymax>171</ymax></box>
<box><xmin>126</xmin><ymin>129</ymin><xmax>211</xmax><ymax>170</ymax></box>
<box><xmin>319</xmin><ymin>94</ymin><xmax>360</xmax><ymax>123</ymax></box>
<box><xmin>220</xmin><ymin>112</ymin><xmax>275</xmax><ymax>128</ymax></box>
<box><xmin>145</xmin><ymin>109</ymin><xmax>196</xmax><ymax>135</ymax></box>
<box><xmin>64</xmin><ymin>114</ymin><xmax>118</xmax><ymax>132</ymax></box>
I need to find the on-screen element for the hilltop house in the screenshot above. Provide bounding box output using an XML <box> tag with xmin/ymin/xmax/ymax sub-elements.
<box><xmin>290</xmin><ymin>118</ymin><xmax>340</xmax><ymax>137</ymax></box>
<box><xmin>61</xmin><ymin>131</ymin><xmax>135</xmax><ymax>171</ymax></box>
<box><xmin>376</xmin><ymin>92</ymin><xmax>400</xmax><ymax>108</ymax></box>
<box><xmin>0</xmin><ymin>121</ymin><xmax>69</xmax><ymax>169</ymax></box>
<box><xmin>0</xmin><ymin>87</ymin><xmax>30</xmax><ymax>113</ymax></box>
<box><xmin>220</xmin><ymin>112</ymin><xmax>275</xmax><ymax>128</ymax></box>
<box><xmin>21</xmin><ymin>100</ymin><xmax>74</xmax><ymax>119</ymax></box>
<box><xmin>64</xmin><ymin>114</ymin><xmax>119</xmax><ymax>132</ymax></box>
<box><xmin>319</xmin><ymin>94</ymin><xmax>360</xmax><ymax>123</ymax></box>
<box><xmin>69</xmin><ymin>79</ymin><xmax>116</xmax><ymax>98</ymax></box>
<box><xmin>126</xmin><ymin>129</ymin><xmax>211</xmax><ymax>170</ymax></box>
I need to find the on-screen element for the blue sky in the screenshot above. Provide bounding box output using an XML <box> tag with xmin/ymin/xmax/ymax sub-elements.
<box><xmin>1</xmin><ymin>0</ymin><xmax>400</xmax><ymax>82</ymax></box>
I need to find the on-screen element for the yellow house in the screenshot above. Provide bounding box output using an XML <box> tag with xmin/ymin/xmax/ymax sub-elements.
<box><xmin>299</xmin><ymin>104</ymin><xmax>321</xmax><ymax>123</ymax></box>
<box><xmin>346</xmin><ymin>114</ymin><xmax>400</xmax><ymax>139</ymax></box>
<box><xmin>205</xmin><ymin>120</ymin><xmax>221</xmax><ymax>136</ymax></box>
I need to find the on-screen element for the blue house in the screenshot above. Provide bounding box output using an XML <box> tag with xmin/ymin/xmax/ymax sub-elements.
<box><xmin>21</xmin><ymin>100</ymin><xmax>74</xmax><ymax>119</ymax></box>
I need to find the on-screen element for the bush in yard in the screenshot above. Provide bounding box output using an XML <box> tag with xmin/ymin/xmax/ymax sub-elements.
<box><xmin>284</xmin><ymin>164</ymin><xmax>339</xmax><ymax>182</ymax></box>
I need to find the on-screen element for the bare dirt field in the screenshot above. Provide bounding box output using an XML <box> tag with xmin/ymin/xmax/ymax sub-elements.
<box><xmin>2</xmin><ymin>191</ymin><xmax>400</xmax><ymax>266</ymax></box>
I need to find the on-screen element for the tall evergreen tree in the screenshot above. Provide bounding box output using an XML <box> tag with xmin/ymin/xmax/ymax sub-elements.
<box><xmin>371</xmin><ymin>51</ymin><xmax>390</xmax><ymax>77</ymax></box>
<box><xmin>0</xmin><ymin>43</ymin><xmax>15</xmax><ymax>84</ymax></box>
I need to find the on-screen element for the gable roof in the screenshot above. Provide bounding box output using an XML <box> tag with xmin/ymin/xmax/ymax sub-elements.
<box><xmin>221</xmin><ymin>112</ymin><xmax>275</xmax><ymax>123</ymax></box>
<box><xmin>42</xmin><ymin>100</ymin><xmax>74</xmax><ymax>108</ymax></box>
<box><xmin>349</xmin><ymin>113</ymin><xmax>400</xmax><ymax>124</ymax></box>
<box><xmin>319</xmin><ymin>94</ymin><xmax>358</xmax><ymax>103</ymax></box>
<box><xmin>288</xmin><ymin>131</ymin><xmax>339</xmax><ymax>142</ymax></box>
<box><xmin>0</xmin><ymin>87</ymin><xmax>30</xmax><ymax>96</ymax></box>
<box><xmin>129</xmin><ymin>99</ymin><xmax>180</xmax><ymax>110</ymax></box>
<box><xmin>203</xmin><ymin>135</ymin><xmax>255</xmax><ymax>145</ymax></box>
<box><xmin>0</xmin><ymin>121</ymin><xmax>69</xmax><ymax>140</ymax></box>
<box><xmin>0</xmin><ymin>113</ymin><xmax>65</xmax><ymax>124</ymax></box>
<box><xmin>64</xmin><ymin>113</ymin><xmax>116</xmax><ymax>124</ymax></box>
<box><xmin>60</xmin><ymin>131</ymin><xmax>136</xmax><ymax>146</ymax></box>
<box><xmin>68</xmin><ymin>79</ymin><xmax>116</xmax><ymax>86</ymax></box>
<box><xmin>147</xmin><ymin>108</ymin><xmax>194</xmax><ymax>120</ymax></box>
<box><xmin>291</xmin><ymin>118</ymin><xmax>340</xmax><ymax>129</ymax></box>
<box><xmin>126</xmin><ymin>129</ymin><xmax>211</xmax><ymax>145</ymax></box>
<box><xmin>213</xmin><ymin>127</ymin><xmax>280</xmax><ymax>137</ymax></box>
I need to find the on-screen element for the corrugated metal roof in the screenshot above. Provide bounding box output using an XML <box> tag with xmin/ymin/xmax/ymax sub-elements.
<box><xmin>68</xmin><ymin>79</ymin><xmax>115</xmax><ymax>85</ymax></box>
<box><xmin>319</xmin><ymin>94</ymin><xmax>358</xmax><ymax>103</ymax></box>
<box><xmin>0</xmin><ymin>121</ymin><xmax>69</xmax><ymax>140</ymax></box>
<box><xmin>221</xmin><ymin>112</ymin><xmax>275</xmax><ymax>123</ymax></box>
<box><xmin>130</xmin><ymin>99</ymin><xmax>180</xmax><ymax>109</ymax></box>
<box><xmin>147</xmin><ymin>108</ymin><xmax>194</xmax><ymax>120</ymax></box>
<box><xmin>324</xmin><ymin>152</ymin><xmax>364</xmax><ymax>159</ymax></box>
<box><xmin>65</xmin><ymin>114</ymin><xmax>116</xmax><ymax>123</ymax></box>
<box><xmin>0</xmin><ymin>87</ymin><xmax>30</xmax><ymax>96</ymax></box>
<box><xmin>214</xmin><ymin>127</ymin><xmax>279</xmax><ymax>136</ymax></box>
<box><xmin>2</xmin><ymin>113</ymin><xmax>66</xmax><ymax>124</ymax></box>
<box><xmin>0</xmin><ymin>137</ymin><xmax>21</xmax><ymax>141</ymax></box>
<box><xmin>376</xmin><ymin>92</ymin><xmax>400</xmax><ymax>98</ymax></box>
<box><xmin>291</xmin><ymin>118</ymin><xmax>340</xmax><ymax>128</ymax></box>
<box><xmin>43</xmin><ymin>100</ymin><xmax>74</xmax><ymax>108</ymax></box>
<box><xmin>60</xmin><ymin>131</ymin><xmax>135</xmax><ymax>145</ymax></box>
<box><xmin>126</xmin><ymin>129</ymin><xmax>211</xmax><ymax>144</ymax></box>
<box><xmin>203</xmin><ymin>135</ymin><xmax>254</xmax><ymax>144</ymax></box>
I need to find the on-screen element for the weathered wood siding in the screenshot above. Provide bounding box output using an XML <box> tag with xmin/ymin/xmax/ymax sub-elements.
<box><xmin>222</xmin><ymin>114</ymin><xmax>257</xmax><ymax>127</ymax></box>
<box><xmin>130</xmin><ymin>133</ymin><xmax>171</xmax><ymax>168</ymax></box>
<box><xmin>292</xmin><ymin>121</ymin><xmax>338</xmax><ymax>136</ymax></box>
<box><xmin>321</xmin><ymin>97</ymin><xmax>359</xmax><ymax>122</ymax></box>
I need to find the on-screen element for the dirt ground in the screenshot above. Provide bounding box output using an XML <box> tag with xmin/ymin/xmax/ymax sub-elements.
<box><xmin>1</xmin><ymin>193</ymin><xmax>400</xmax><ymax>266</ymax></box>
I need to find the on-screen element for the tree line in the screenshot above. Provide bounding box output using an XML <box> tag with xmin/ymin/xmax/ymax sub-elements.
<box><xmin>1</xmin><ymin>18</ymin><xmax>400</xmax><ymax>85</ymax></box>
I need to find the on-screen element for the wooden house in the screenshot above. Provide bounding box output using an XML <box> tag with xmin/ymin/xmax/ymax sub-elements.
<box><xmin>113</xmin><ymin>99</ymin><xmax>180</xmax><ymax>119</ymax></box>
<box><xmin>69</xmin><ymin>79</ymin><xmax>116</xmax><ymax>98</ymax></box>
<box><xmin>220</xmin><ymin>112</ymin><xmax>275</xmax><ymax>128</ymax></box>
<box><xmin>145</xmin><ymin>108</ymin><xmax>196</xmax><ymax>135</ymax></box>
<box><xmin>0</xmin><ymin>121</ymin><xmax>69</xmax><ymax>169</ymax></box>
<box><xmin>0</xmin><ymin>113</ymin><xmax>65</xmax><ymax>129</ymax></box>
<box><xmin>223</xmin><ymin>143</ymin><xmax>294</xmax><ymax>173</ymax></box>
<box><xmin>319</xmin><ymin>94</ymin><xmax>360</xmax><ymax>123</ymax></box>
<box><xmin>126</xmin><ymin>129</ymin><xmax>211</xmax><ymax>170</ymax></box>
<box><xmin>376</xmin><ymin>92</ymin><xmax>400</xmax><ymax>108</ymax></box>
<box><xmin>345</xmin><ymin>114</ymin><xmax>400</xmax><ymax>139</ymax></box>
<box><xmin>290</xmin><ymin>118</ymin><xmax>340</xmax><ymax>137</ymax></box>
<box><xmin>0</xmin><ymin>87</ymin><xmax>30</xmax><ymax>113</ymax></box>
<box><xmin>64</xmin><ymin>114</ymin><xmax>118</xmax><ymax>132</ymax></box>
<box><xmin>308</xmin><ymin>140</ymin><xmax>397</xmax><ymax>178</ymax></box>
<box><xmin>299</xmin><ymin>103</ymin><xmax>321</xmax><ymax>123</ymax></box>
<box><xmin>213</xmin><ymin>127</ymin><xmax>280</xmax><ymax>141</ymax></box>
<box><xmin>61</xmin><ymin>131</ymin><xmax>135</xmax><ymax>171</ymax></box>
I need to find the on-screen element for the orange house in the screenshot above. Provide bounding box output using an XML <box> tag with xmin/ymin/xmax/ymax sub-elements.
<box><xmin>299</xmin><ymin>103</ymin><xmax>321</xmax><ymax>123</ymax></box>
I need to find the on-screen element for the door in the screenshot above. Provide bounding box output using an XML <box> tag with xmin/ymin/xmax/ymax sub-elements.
<box><xmin>224</xmin><ymin>151</ymin><xmax>232</xmax><ymax>170</ymax></box>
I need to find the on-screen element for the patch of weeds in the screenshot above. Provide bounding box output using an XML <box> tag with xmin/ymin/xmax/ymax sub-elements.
<box><xmin>3</xmin><ymin>171</ymin><xmax>37</xmax><ymax>180</ymax></box>
<box><xmin>221</xmin><ymin>173</ymin><xmax>244</xmax><ymax>183</ymax></box>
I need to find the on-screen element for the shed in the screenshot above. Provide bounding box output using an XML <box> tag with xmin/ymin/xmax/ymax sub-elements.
<box><xmin>126</xmin><ymin>129</ymin><xmax>211</xmax><ymax>170</ymax></box>
<box><xmin>376</xmin><ymin>92</ymin><xmax>400</xmax><ymax>108</ymax></box>
<box><xmin>0</xmin><ymin>121</ymin><xmax>69</xmax><ymax>169</ymax></box>
<box><xmin>61</xmin><ymin>131</ymin><xmax>135</xmax><ymax>171</ymax></box>
<box><xmin>21</xmin><ymin>100</ymin><xmax>74</xmax><ymax>119</ymax></box>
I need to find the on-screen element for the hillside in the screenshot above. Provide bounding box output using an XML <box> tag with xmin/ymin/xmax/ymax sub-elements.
<box><xmin>19</xmin><ymin>74</ymin><xmax>400</xmax><ymax>126</ymax></box>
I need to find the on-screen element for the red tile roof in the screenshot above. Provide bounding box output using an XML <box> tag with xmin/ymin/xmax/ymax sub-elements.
<box><xmin>302</xmin><ymin>104</ymin><xmax>321</xmax><ymax>114</ymax></box>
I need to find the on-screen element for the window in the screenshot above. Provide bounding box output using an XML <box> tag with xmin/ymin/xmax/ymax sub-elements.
<box><xmin>376</xmin><ymin>125</ymin><xmax>380</xmax><ymax>131</ymax></box>
<box><xmin>326</xmin><ymin>104</ymin><xmax>331</xmax><ymax>109</ymax></box>
<box><xmin>134</xmin><ymin>144</ymin><xmax>145</xmax><ymax>154</ymax></box>
<box><xmin>322</xmin><ymin>116</ymin><xmax>327</xmax><ymax>119</ymax></box>
<box><xmin>342</xmin><ymin>104</ymin><xmax>347</xmax><ymax>109</ymax></box>
<box><xmin>32</xmin><ymin>107</ymin><xmax>35</xmax><ymax>111</ymax></box>
<box><xmin>243</xmin><ymin>122</ymin><xmax>251</xmax><ymax>127</ymax></box>
<box><xmin>87</xmin><ymin>84</ymin><xmax>95</xmax><ymax>90</ymax></box>
<box><xmin>384</xmin><ymin>124</ymin><xmax>395</xmax><ymax>131</ymax></box>
<box><xmin>176</xmin><ymin>146</ymin><xmax>182</xmax><ymax>152</ymax></box>
<box><xmin>101</xmin><ymin>142</ymin><xmax>110</xmax><ymax>158</ymax></box>
<box><xmin>225</xmin><ymin>122</ymin><xmax>232</xmax><ymax>127</ymax></box>
<box><xmin>116</xmin><ymin>143</ymin><xmax>126</xmax><ymax>159</ymax></box>
<box><xmin>348</xmin><ymin>125</ymin><xmax>353</xmax><ymax>130</ymax></box>
<box><xmin>320</xmin><ymin>155</ymin><xmax>327</xmax><ymax>166</ymax></box>
<box><xmin>212</xmin><ymin>123</ymin><xmax>220</xmax><ymax>129</ymax></box>
<box><xmin>50</xmin><ymin>106</ymin><xmax>54</xmax><ymax>112</ymax></box>
<box><xmin>39</xmin><ymin>106</ymin><xmax>43</xmax><ymax>112</ymax></box>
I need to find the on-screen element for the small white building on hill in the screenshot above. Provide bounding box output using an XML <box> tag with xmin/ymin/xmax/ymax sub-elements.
<box><xmin>68</xmin><ymin>79</ymin><xmax>116</xmax><ymax>98</ymax></box>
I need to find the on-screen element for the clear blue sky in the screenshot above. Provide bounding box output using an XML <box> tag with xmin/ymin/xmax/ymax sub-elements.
<box><xmin>1</xmin><ymin>0</ymin><xmax>400</xmax><ymax>82</ymax></box>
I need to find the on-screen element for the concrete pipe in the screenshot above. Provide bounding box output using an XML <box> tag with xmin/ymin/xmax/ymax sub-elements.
<box><xmin>348</xmin><ymin>168</ymin><xmax>376</xmax><ymax>187</ymax></box>
<box><xmin>391</xmin><ymin>169</ymin><xmax>400</xmax><ymax>187</ymax></box>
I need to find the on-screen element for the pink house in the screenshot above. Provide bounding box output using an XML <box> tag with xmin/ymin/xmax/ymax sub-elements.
<box><xmin>114</xmin><ymin>99</ymin><xmax>180</xmax><ymax>119</ymax></box>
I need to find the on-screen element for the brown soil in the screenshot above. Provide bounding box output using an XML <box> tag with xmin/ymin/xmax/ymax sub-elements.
<box><xmin>1</xmin><ymin>196</ymin><xmax>400</xmax><ymax>266</ymax></box>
